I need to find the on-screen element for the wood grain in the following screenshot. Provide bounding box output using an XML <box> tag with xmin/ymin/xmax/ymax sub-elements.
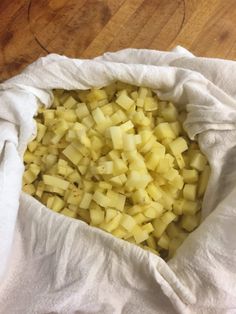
<box><xmin>0</xmin><ymin>0</ymin><xmax>236</xmax><ymax>81</ymax></box>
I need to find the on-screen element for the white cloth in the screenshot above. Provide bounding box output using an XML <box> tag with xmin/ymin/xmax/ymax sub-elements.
<box><xmin>0</xmin><ymin>47</ymin><xmax>236</xmax><ymax>314</ymax></box>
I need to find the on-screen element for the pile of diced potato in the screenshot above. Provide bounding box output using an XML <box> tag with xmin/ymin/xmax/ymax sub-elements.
<box><xmin>23</xmin><ymin>82</ymin><xmax>210</xmax><ymax>259</ymax></box>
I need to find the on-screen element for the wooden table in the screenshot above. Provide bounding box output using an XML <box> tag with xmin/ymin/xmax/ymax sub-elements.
<box><xmin>1</xmin><ymin>0</ymin><xmax>236</xmax><ymax>81</ymax></box>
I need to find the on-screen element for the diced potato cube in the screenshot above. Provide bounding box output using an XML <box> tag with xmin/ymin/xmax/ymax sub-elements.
<box><xmin>68</xmin><ymin>170</ymin><xmax>81</xmax><ymax>182</ymax></box>
<box><xmin>105</xmin><ymin>208</ymin><xmax>118</xmax><ymax>222</ymax></box>
<box><xmin>161</xmin><ymin>137</ymin><xmax>173</xmax><ymax>148</ymax></box>
<box><xmin>134</xmin><ymin>134</ymin><xmax>142</xmax><ymax>145</ymax></box>
<box><xmin>123</xmin><ymin>134</ymin><xmax>136</xmax><ymax>151</ymax></box>
<box><xmin>156</xmin><ymin>158</ymin><xmax>171</xmax><ymax>174</ymax></box>
<box><xmin>28</xmin><ymin>141</ymin><xmax>38</xmax><ymax>153</ymax></box>
<box><xmin>93</xmin><ymin>191</ymin><xmax>110</xmax><ymax>207</ymax></box>
<box><xmin>183</xmin><ymin>184</ymin><xmax>197</xmax><ymax>201</ymax></box>
<box><xmin>61</xmin><ymin>208</ymin><xmax>77</xmax><ymax>218</ymax></box>
<box><xmin>120</xmin><ymin>120</ymin><xmax>134</xmax><ymax>132</ymax></box>
<box><xmin>77</xmin><ymin>208</ymin><xmax>90</xmax><ymax>222</ymax></box>
<box><xmin>166</xmin><ymin>223</ymin><xmax>181</xmax><ymax>239</ymax></box>
<box><xmin>110</xmin><ymin>111</ymin><xmax>123</xmax><ymax>125</ymax></box>
<box><xmin>43</xmin><ymin>154</ymin><xmax>57</xmax><ymax>168</ymax></box>
<box><xmin>160</xmin><ymin>102</ymin><xmax>178</xmax><ymax>122</ymax></box>
<box><xmin>36</xmin><ymin>122</ymin><xmax>47</xmax><ymax>142</ymax></box>
<box><xmin>76</xmin><ymin>103</ymin><xmax>90</xmax><ymax>119</ymax></box>
<box><xmin>87</xmin><ymin>88</ymin><xmax>107</xmax><ymax>102</ymax></box>
<box><xmin>100</xmin><ymin>104</ymin><xmax>114</xmax><ymax>116</ymax></box>
<box><xmin>34</xmin><ymin>146</ymin><xmax>48</xmax><ymax>157</ymax></box>
<box><xmin>62</xmin><ymin>144</ymin><xmax>82</xmax><ymax>165</ymax></box>
<box><xmin>99</xmin><ymin>213</ymin><xmax>122</xmax><ymax>232</ymax></box>
<box><xmin>181</xmin><ymin>214</ymin><xmax>199</xmax><ymax>232</ymax></box>
<box><xmin>145</xmin><ymin>152</ymin><xmax>161</xmax><ymax>171</ymax></box>
<box><xmin>139</xmin><ymin>130</ymin><xmax>152</xmax><ymax>144</ymax></box>
<box><xmin>76</xmin><ymin>129</ymin><xmax>91</xmax><ymax>147</ymax></box>
<box><xmin>126</xmin><ymin>205</ymin><xmax>142</xmax><ymax>215</ymax></box>
<box><xmin>154</xmin><ymin>123</ymin><xmax>176</xmax><ymax>140</ymax></box>
<box><xmin>170</xmin><ymin>121</ymin><xmax>181</xmax><ymax>136</ymax></box>
<box><xmin>90</xmin><ymin>208</ymin><xmax>105</xmax><ymax>225</ymax></box>
<box><xmin>63</xmin><ymin>96</ymin><xmax>77</xmax><ymax>109</ymax></box>
<box><xmin>68</xmin><ymin>204</ymin><xmax>78</xmax><ymax>212</ymax></box>
<box><xmin>198</xmin><ymin>165</ymin><xmax>210</xmax><ymax>197</ymax></box>
<box><xmin>182</xmin><ymin>169</ymin><xmax>199</xmax><ymax>183</ymax></box>
<box><xmin>23</xmin><ymin>164</ymin><xmax>40</xmax><ymax>184</ymax></box>
<box><xmin>110</xmin><ymin>126</ymin><xmax>123</xmax><ymax>150</ymax></box>
<box><xmin>35</xmin><ymin>181</ymin><xmax>45</xmax><ymax>198</ymax></box>
<box><xmin>163</xmin><ymin>169</ymin><xmax>179</xmax><ymax>181</ymax></box>
<box><xmin>132</xmin><ymin>225</ymin><xmax>149</xmax><ymax>244</ymax></box>
<box><xmin>147</xmin><ymin>236</ymin><xmax>157</xmax><ymax>250</ymax></box>
<box><xmin>43</xmin><ymin>110</ymin><xmax>55</xmax><ymax>125</ymax></box>
<box><xmin>43</xmin><ymin>175</ymin><xmax>69</xmax><ymax>190</ymax></box>
<box><xmin>169</xmin><ymin>175</ymin><xmax>184</xmax><ymax>190</ymax></box>
<box><xmin>109</xmin><ymin>174</ymin><xmax>127</xmax><ymax>187</ymax></box>
<box><xmin>146</xmin><ymin>183</ymin><xmax>162</xmax><ymax>201</ymax></box>
<box><xmin>107</xmin><ymin>190</ymin><xmax>126</xmax><ymax>211</ymax></box>
<box><xmin>112</xmin><ymin>227</ymin><xmax>127</xmax><ymax>239</ymax></box>
<box><xmin>128</xmin><ymin>154</ymin><xmax>147</xmax><ymax>170</ymax></box>
<box><xmin>158</xmin><ymin>189</ymin><xmax>174</xmax><ymax>210</ymax></box>
<box><xmin>143</xmin><ymin>207</ymin><xmax>158</xmax><ymax>219</ymax></box>
<box><xmin>57</xmin><ymin>109</ymin><xmax>77</xmax><ymax>122</ymax></box>
<box><xmin>144</xmin><ymin>97</ymin><xmax>158</xmax><ymax>111</ymax></box>
<box><xmin>113</xmin><ymin>158</ymin><xmax>128</xmax><ymax>175</ymax></box>
<box><xmin>97</xmin><ymin>161</ymin><xmax>113</xmax><ymax>175</ymax></box>
<box><xmin>41</xmin><ymin>131</ymin><xmax>54</xmax><ymax>145</ymax></box>
<box><xmin>23</xmin><ymin>151</ymin><xmax>36</xmax><ymax>163</ymax></box>
<box><xmin>152</xmin><ymin>201</ymin><xmax>165</xmax><ymax>214</ymax></box>
<box><xmin>23</xmin><ymin>184</ymin><xmax>36</xmax><ymax>195</ymax></box>
<box><xmin>175</xmin><ymin>154</ymin><xmax>185</xmax><ymax>169</ymax></box>
<box><xmin>92</xmin><ymin>107</ymin><xmax>106</xmax><ymax>124</ymax></box>
<box><xmin>44</xmin><ymin>184</ymin><xmax>65</xmax><ymax>196</ymax></box>
<box><xmin>132</xmin><ymin>189</ymin><xmax>151</xmax><ymax>205</ymax></box>
<box><xmin>182</xmin><ymin>200</ymin><xmax>199</xmax><ymax>215</ymax></box>
<box><xmin>138</xmin><ymin>87</ymin><xmax>149</xmax><ymax>99</ymax></box>
<box><xmin>142</xmin><ymin>223</ymin><xmax>154</xmax><ymax>234</ymax></box>
<box><xmin>116</xmin><ymin>93</ymin><xmax>134</xmax><ymax>111</ymax></box>
<box><xmin>139</xmin><ymin>136</ymin><xmax>156</xmax><ymax>154</ymax></box>
<box><xmin>98</xmin><ymin>182</ymin><xmax>112</xmax><ymax>190</ymax></box>
<box><xmin>190</xmin><ymin>152</ymin><xmax>207</xmax><ymax>171</ymax></box>
<box><xmin>81</xmin><ymin>115</ymin><xmax>95</xmax><ymax>129</ymax></box>
<box><xmin>132</xmin><ymin>111</ymin><xmax>150</xmax><ymax>126</ymax></box>
<box><xmin>130</xmin><ymin>91</ymin><xmax>138</xmax><ymax>101</ymax></box>
<box><xmin>133</xmin><ymin>213</ymin><xmax>148</xmax><ymax>224</ymax></box>
<box><xmin>120</xmin><ymin>214</ymin><xmax>136</xmax><ymax>231</ymax></box>
<box><xmin>136</xmin><ymin>98</ymin><xmax>144</xmax><ymax>108</ymax></box>
<box><xmin>80</xmin><ymin>192</ymin><xmax>93</xmax><ymax>209</ymax></box>
<box><xmin>126</xmin><ymin>171</ymin><xmax>151</xmax><ymax>190</ymax></box>
<box><xmin>158</xmin><ymin>232</ymin><xmax>170</xmax><ymax>249</ymax></box>
<box><xmin>152</xmin><ymin>219</ymin><xmax>167</xmax><ymax>238</ymax></box>
<box><xmin>108</xmin><ymin>150</ymin><xmax>120</xmax><ymax>160</ymax></box>
<box><xmin>169</xmin><ymin>137</ymin><xmax>188</xmax><ymax>156</ymax></box>
<box><xmin>51</xmin><ymin>196</ymin><xmax>65</xmax><ymax>212</ymax></box>
<box><xmin>54</xmin><ymin>119</ymin><xmax>69</xmax><ymax>135</ymax></box>
<box><xmin>173</xmin><ymin>199</ymin><xmax>184</xmax><ymax>215</ymax></box>
<box><xmin>50</xmin><ymin>133</ymin><xmax>64</xmax><ymax>145</ymax></box>
<box><xmin>161</xmin><ymin>211</ymin><xmax>176</xmax><ymax>225</ymax></box>
<box><xmin>82</xmin><ymin>180</ymin><xmax>94</xmax><ymax>192</ymax></box>
<box><xmin>67</xmin><ymin>191</ymin><xmax>81</xmax><ymax>205</ymax></box>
